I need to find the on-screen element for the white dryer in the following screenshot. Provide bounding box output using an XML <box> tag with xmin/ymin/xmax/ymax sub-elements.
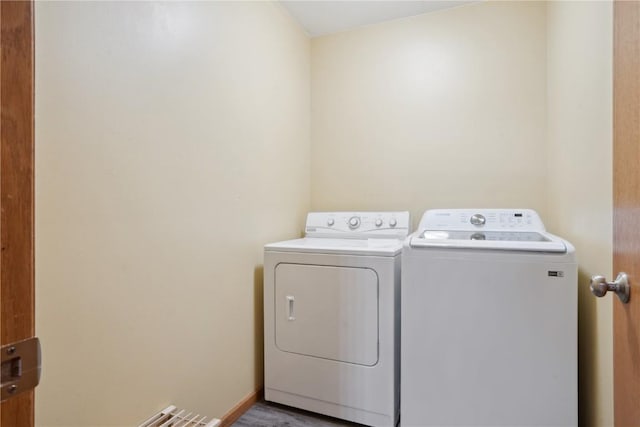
<box><xmin>401</xmin><ymin>209</ymin><xmax>577</xmax><ymax>427</ymax></box>
<box><xmin>264</xmin><ymin>211</ymin><xmax>410</xmax><ymax>427</ymax></box>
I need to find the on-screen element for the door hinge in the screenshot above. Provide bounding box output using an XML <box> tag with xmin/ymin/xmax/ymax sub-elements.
<box><xmin>1</xmin><ymin>337</ymin><xmax>41</xmax><ymax>401</ymax></box>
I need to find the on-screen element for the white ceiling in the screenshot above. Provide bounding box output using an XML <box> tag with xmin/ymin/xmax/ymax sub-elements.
<box><xmin>280</xmin><ymin>1</ymin><xmax>477</xmax><ymax>37</ymax></box>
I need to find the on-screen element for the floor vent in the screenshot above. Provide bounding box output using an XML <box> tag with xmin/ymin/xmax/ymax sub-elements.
<box><xmin>139</xmin><ymin>405</ymin><xmax>221</xmax><ymax>427</ymax></box>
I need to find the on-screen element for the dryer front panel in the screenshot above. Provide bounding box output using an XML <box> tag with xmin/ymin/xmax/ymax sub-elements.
<box><xmin>274</xmin><ymin>263</ymin><xmax>379</xmax><ymax>366</ymax></box>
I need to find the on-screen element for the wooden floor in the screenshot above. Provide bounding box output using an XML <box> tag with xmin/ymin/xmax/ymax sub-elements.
<box><xmin>231</xmin><ymin>401</ymin><xmax>363</xmax><ymax>427</ymax></box>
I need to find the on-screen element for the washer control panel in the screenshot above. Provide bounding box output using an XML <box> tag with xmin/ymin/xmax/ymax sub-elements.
<box><xmin>418</xmin><ymin>209</ymin><xmax>546</xmax><ymax>232</ymax></box>
<box><xmin>306</xmin><ymin>211</ymin><xmax>411</xmax><ymax>238</ymax></box>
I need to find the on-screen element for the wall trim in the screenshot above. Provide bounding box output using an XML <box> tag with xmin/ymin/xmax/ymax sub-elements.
<box><xmin>219</xmin><ymin>388</ymin><xmax>263</xmax><ymax>427</ymax></box>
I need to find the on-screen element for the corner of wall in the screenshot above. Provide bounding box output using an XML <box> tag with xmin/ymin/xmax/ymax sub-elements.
<box><xmin>545</xmin><ymin>2</ymin><xmax>613</xmax><ymax>426</ymax></box>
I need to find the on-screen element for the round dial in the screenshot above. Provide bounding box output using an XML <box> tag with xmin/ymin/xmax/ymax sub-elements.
<box><xmin>327</xmin><ymin>218</ymin><xmax>335</xmax><ymax>226</ymax></box>
<box><xmin>375</xmin><ymin>218</ymin><xmax>383</xmax><ymax>227</ymax></box>
<box><xmin>348</xmin><ymin>216</ymin><xmax>361</xmax><ymax>229</ymax></box>
<box><xmin>389</xmin><ymin>218</ymin><xmax>397</xmax><ymax>227</ymax></box>
<box><xmin>470</xmin><ymin>214</ymin><xmax>486</xmax><ymax>226</ymax></box>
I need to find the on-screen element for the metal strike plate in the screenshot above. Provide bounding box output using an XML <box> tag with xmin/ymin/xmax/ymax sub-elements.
<box><xmin>1</xmin><ymin>337</ymin><xmax>41</xmax><ymax>401</ymax></box>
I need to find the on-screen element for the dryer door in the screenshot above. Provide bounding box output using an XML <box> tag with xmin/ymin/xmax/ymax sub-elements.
<box><xmin>274</xmin><ymin>263</ymin><xmax>379</xmax><ymax>366</ymax></box>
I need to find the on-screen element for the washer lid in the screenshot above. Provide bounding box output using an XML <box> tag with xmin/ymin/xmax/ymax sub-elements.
<box><xmin>409</xmin><ymin>230</ymin><xmax>567</xmax><ymax>253</ymax></box>
<box><xmin>265</xmin><ymin>237</ymin><xmax>403</xmax><ymax>256</ymax></box>
<box><xmin>410</xmin><ymin>208</ymin><xmax>568</xmax><ymax>253</ymax></box>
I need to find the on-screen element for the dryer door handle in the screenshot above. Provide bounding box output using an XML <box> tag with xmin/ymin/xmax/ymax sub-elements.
<box><xmin>286</xmin><ymin>295</ymin><xmax>295</xmax><ymax>321</ymax></box>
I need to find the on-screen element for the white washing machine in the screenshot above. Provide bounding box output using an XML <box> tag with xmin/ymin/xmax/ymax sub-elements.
<box><xmin>401</xmin><ymin>209</ymin><xmax>577</xmax><ymax>427</ymax></box>
<box><xmin>264</xmin><ymin>211</ymin><xmax>410</xmax><ymax>427</ymax></box>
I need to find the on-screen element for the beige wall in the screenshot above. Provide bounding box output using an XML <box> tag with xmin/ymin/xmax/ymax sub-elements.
<box><xmin>35</xmin><ymin>1</ymin><xmax>614</xmax><ymax>426</ymax></box>
<box><xmin>311</xmin><ymin>1</ymin><xmax>613</xmax><ymax>425</ymax></box>
<box><xmin>311</xmin><ymin>2</ymin><xmax>548</xmax><ymax>226</ymax></box>
<box><xmin>35</xmin><ymin>2</ymin><xmax>310</xmax><ymax>425</ymax></box>
<box><xmin>546</xmin><ymin>2</ymin><xmax>613</xmax><ymax>426</ymax></box>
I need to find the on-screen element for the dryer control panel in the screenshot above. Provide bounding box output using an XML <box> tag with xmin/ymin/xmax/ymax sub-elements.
<box><xmin>418</xmin><ymin>209</ymin><xmax>546</xmax><ymax>232</ymax></box>
<box><xmin>305</xmin><ymin>211</ymin><xmax>410</xmax><ymax>239</ymax></box>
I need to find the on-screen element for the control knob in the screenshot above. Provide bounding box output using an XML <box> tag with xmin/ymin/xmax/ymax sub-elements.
<box><xmin>348</xmin><ymin>216</ymin><xmax>361</xmax><ymax>229</ymax></box>
<box><xmin>389</xmin><ymin>218</ymin><xmax>397</xmax><ymax>228</ymax></box>
<box><xmin>470</xmin><ymin>214</ymin><xmax>486</xmax><ymax>226</ymax></box>
<box><xmin>327</xmin><ymin>218</ymin><xmax>335</xmax><ymax>226</ymax></box>
<box><xmin>375</xmin><ymin>219</ymin><xmax>383</xmax><ymax>227</ymax></box>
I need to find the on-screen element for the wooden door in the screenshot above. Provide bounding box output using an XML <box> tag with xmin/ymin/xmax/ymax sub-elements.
<box><xmin>613</xmin><ymin>0</ymin><xmax>640</xmax><ymax>425</ymax></box>
<box><xmin>0</xmin><ymin>1</ymin><xmax>36</xmax><ymax>426</ymax></box>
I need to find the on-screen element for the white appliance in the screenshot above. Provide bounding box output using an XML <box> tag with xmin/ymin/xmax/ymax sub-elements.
<box><xmin>401</xmin><ymin>209</ymin><xmax>577</xmax><ymax>427</ymax></box>
<box><xmin>264</xmin><ymin>211</ymin><xmax>410</xmax><ymax>427</ymax></box>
